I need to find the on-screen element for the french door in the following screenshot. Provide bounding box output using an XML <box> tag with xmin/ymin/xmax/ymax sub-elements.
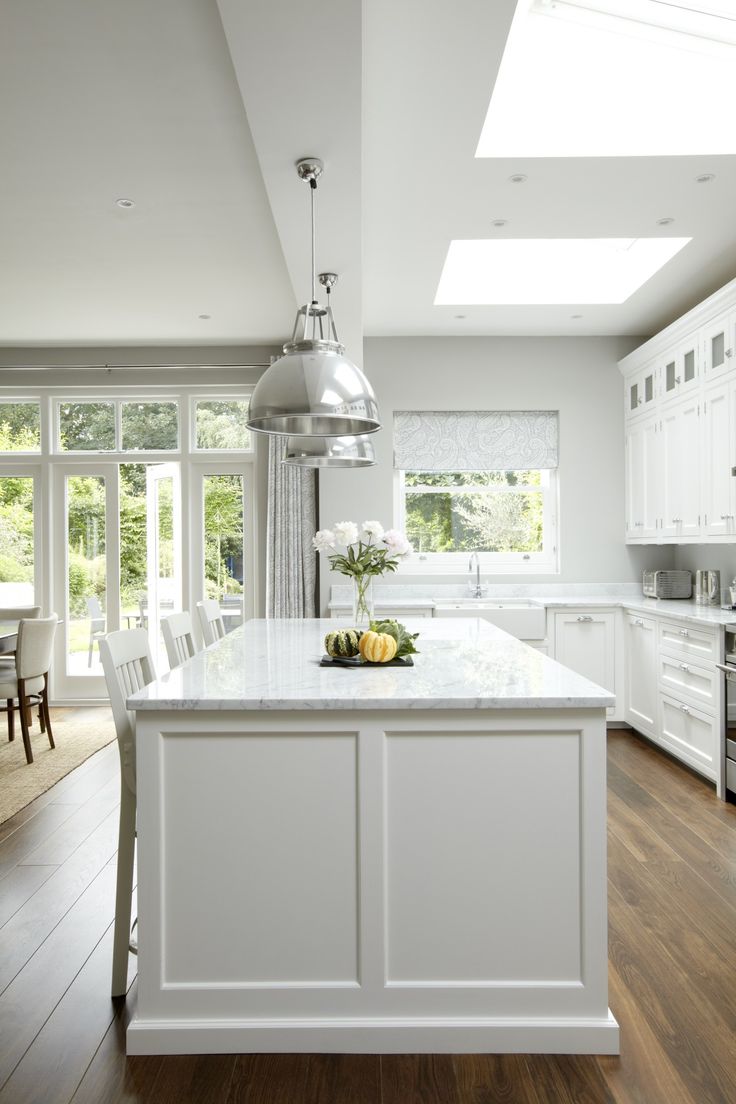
<box><xmin>52</xmin><ymin>462</ymin><xmax>182</xmax><ymax>700</ymax></box>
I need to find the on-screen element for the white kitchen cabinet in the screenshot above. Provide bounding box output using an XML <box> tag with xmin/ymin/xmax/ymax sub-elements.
<box><xmin>702</xmin><ymin>311</ymin><xmax>736</xmax><ymax>382</ymax></box>
<box><xmin>624</xmin><ymin>613</ymin><xmax>657</xmax><ymax>737</ymax></box>
<box><xmin>553</xmin><ymin>610</ymin><xmax>618</xmax><ymax>718</ymax></box>
<box><xmin>625</xmin><ymin>414</ymin><xmax>660</xmax><ymax>539</ymax></box>
<box><xmin>662</xmin><ymin>339</ymin><xmax>700</xmax><ymax>403</ymax></box>
<box><xmin>658</xmin><ymin>618</ymin><xmax>718</xmax><ymax>665</ymax></box>
<box><xmin>659</xmin><ymin>395</ymin><xmax>701</xmax><ymax>539</ymax></box>
<box><xmin>658</xmin><ymin>693</ymin><xmax>718</xmax><ymax>781</ymax></box>
<box><xmin>658</xmin><ymin>652</ymin><xmax>718</xmax><ymax>713</ymax></box>
<box><xmin>626</xmin><ymin>363</ymin><xmax>658</xmax><ymax>420</ymax></box>
<box><xmin>701</xmin><ymin>380</ymin><xmax>734</xmax><ymax>537</ymax></box>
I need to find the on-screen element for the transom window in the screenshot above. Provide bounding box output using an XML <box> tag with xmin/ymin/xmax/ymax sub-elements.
<box><xmin>0</xmin><ymin>401</ymin><xmax>41</xmax><ymax>452</ymax></box>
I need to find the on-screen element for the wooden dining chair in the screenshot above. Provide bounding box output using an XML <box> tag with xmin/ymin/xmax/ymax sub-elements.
<box><xmin>0</xmin><ymin>615</ymin><xmax>57</xmax><ymax>764</ymax></box>
<box><xmin>99</xmin><ymin>628</ymin><xmax>156</xmax><ymax>998</ymax></box>
<box><xmin>196</xmin><ymin>599</ymin><xmax>225</xmax><ymax>647</ymax></box>
<box><xmin>161</xmin><ymin>611</ymin><xmax>198</xmax><ymax>669</ymax></box>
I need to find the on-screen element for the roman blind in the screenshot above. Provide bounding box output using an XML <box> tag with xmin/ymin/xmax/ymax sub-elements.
<box><xmin>393</xmin><ymin>410</ymin><xmax>559</xmax><ymax>471</ymax></box>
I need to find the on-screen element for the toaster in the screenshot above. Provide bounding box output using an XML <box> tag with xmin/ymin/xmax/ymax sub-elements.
<box><xmin>642</xmin><ymin>569</ymin><xmax>692</xmax><ymax>599</ymax></box>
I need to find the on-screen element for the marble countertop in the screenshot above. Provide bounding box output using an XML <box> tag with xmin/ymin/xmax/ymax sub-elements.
<box><xmin>127</xmin><ymin>617</ymin><xmax>615</xmax><ymax>712</ymax></box>
<box><xmin>328</xmin><ymin>594</ymin><xmax>736</xmax><ymax>628</ymax></box>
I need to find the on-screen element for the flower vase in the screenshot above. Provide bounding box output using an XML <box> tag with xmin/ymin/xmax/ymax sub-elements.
<box><xmin>351</xmin><ymin>575</ymin><xmax>375</xmax><ymax>628</ymax></box>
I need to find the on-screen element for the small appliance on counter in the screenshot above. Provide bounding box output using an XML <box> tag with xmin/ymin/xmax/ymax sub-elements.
<box><xmin>694</xmin><ymin>568</ymin><xmax>720</xmax><ymax>605</ymax></box>
<box><xmin>642</xmin><ymin>569</ymin><xmax>692</xmax><ymax>600</ymax></box>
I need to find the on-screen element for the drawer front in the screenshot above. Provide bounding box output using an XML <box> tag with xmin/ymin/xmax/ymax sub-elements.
<box><xmin>658</xmin><ymin>620</ymin><xmax>718</xmax><ymax>663</ymax></box>
<box><xmin>659</xmin><ymin>693</ymin><xmax>717</xmax><ymax>780</ymax></box>
<box><xmin>727</xmin><ymin>758</ymin><xmax>736</xmax><ymax>792</ymax></box>
<box><xmin>658</xmin><ymin>654</ymin><xmax>718</xmax><ymax>712</ymax></box>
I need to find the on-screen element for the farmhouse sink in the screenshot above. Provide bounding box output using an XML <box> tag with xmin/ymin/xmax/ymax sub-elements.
<box><xmin>433</xmin><ymin>599</ymin><xmax>546</xmax><ymax>640</ymax></box>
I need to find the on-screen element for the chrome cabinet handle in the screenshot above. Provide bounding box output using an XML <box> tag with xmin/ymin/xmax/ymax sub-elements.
<box><xmin>678</xmin><ymin>629</ymin><xmax>689</xmax><ymax>637</ymax></box>
<box><xmin>680</xmin><ymin>663</ymin><xmax>690</xmax><ymax>671</ymax></box>
<box><xmin>633</xmin><ymin>618</ymin><xmax>644</xmax><ymax>626</ymax></box>
<box><xmin>576</xmin><ymin>616</ymin><xmax>593</xmax><ymax>623</ymax></box>
<box><xmin>680</xmin><ymin>704</ymin><xmax>690</xmax><ymax>714</ymax></box>
<box><xmin>721</xmin><ymin>514</ymin><xmax>734</xmax><ymax>520</ymax></box>
<box><xmin>672</xmin><ymin>517</ymin><xmax>682</xmax><ymax>524</ymax></box>
<box><xmin>727</xmin><ymin>348</ymin><xmax>733</xmax><ymax>358</ymax></box>
<box><xmin>634</xmin><ymin>521</ymin><xmax>644</xmax><ymax>527</ymax></box>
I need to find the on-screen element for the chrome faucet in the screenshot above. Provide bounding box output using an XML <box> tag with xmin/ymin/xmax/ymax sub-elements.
<box><xmin>468</xmin><ymin>551</ymin><xmax>483</xmax><ymax>597</ymax></box>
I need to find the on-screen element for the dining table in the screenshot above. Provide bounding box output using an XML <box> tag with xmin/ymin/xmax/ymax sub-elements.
<box><xmin>0</xmin><ymin>621</ymin><xmax>19</xmax><ymax>656</ymax></box>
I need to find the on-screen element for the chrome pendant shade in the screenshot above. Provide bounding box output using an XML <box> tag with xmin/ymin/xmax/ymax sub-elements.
<box><xmin>281</xmin><ymin>433</ymin><xmax>376</xmax><ymax>468</ymax></box>
<box><xmin>247</xmin><ymin>159</ymin><xmax>381</xmax><ymax>438</ymax></box>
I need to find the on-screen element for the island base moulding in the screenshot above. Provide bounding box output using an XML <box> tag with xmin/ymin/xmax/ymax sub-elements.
<box><xmin>129</xmin><ymin>703</ymin><xmax>618</xmax><ymax>1056</ymax></box>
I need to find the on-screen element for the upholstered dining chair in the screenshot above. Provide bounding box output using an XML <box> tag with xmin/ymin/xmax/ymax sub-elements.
<box><xmin>196</xmin><ymin>598</ymin><xmax>225</xmax><ymax>647</ymax></box>
<box><xmin>100</xmin><ymin>628</ymin><xmax>156</xmax><ymax>998</ymax></box>
<box><xmin>161</xmin><ymin>611</ymin><xmax>198</xmax><ymax>669</ymax></box>
<box><xmin>0</xmin><ymin>605</ymin><xmax>42</xmax><ymax>663</ymax></box>
<box><xmin>0</xmin><ymin>614</ymin><xmax>57</xmax><ymax>764</ymax></box>
<box><xmin>86</xmin><ymin>596</ymin><xmax>106</xmax><ymax>667</ymax></box>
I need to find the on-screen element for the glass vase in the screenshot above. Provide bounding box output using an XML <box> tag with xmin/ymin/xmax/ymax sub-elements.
<box><xmin>351</xmin><ymin>575</ymin><xmax>375</xmax><ymax>628</ymax></box>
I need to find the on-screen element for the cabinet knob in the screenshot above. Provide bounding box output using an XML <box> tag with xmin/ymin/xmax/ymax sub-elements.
<box><xmin>634</xmin><ymin>618</ymin><xmax>644</xmax><ymax>626</ymax></box>
<box><xmin>680</xmin><ymin>663</ymin><xmax>690</xmax><ymax>671</ymax></box>
<box><xmin>679</xmin><ymin>629</ymin><xmax>689</xmax><ymax>637</ymax></box>
<box><xmin>726</xmin><ymin>348</ymin><xmax>733</xmax><ymax>358</ymax></box>
<box><xmin>576</xmin><ymin>616</ymin><xmax>594</xmax><ymax>623</ymax></box>
<box><xmin>680</xmin><ymin>704</ymin><xmax>691</xmax><ymax>714</ymax></box>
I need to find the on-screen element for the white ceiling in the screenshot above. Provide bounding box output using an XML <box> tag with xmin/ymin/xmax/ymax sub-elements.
<box><xmin>2</xmin><ymin>0</ymin><xmax>736</xmax><ymax>347</ymax></box>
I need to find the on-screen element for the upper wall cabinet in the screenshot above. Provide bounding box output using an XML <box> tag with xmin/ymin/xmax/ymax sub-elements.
<box><xmin>620</xmin><ymin>275</ymin><xmax>736</xmax><ymax>545</ymax></box>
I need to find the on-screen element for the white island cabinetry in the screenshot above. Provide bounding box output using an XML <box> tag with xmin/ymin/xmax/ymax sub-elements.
<box><xmin>127</xmin><ymin>618</ymin><xmax>617</xmax><ymax>1057</ymax></box>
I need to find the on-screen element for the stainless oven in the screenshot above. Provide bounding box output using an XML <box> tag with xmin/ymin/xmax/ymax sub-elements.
<box><xmin>717</xmin><ymin>625</ymin><xmax>736</xmax><ymax>801</ymax></box>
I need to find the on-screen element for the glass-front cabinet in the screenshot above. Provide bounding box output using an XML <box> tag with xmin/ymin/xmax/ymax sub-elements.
<box><xmin>702</xmin><ymin>312</ymin><xmax>736</xmax><ymax>382</ymax></box>
<box><xmin>662</xmin><ymin>340</ymin><xmax>700</xmax><ymax>402</ymax></box>
<box><xmin>627</xmin><ymin>363</ymin><xmax>657</xmax><ymax>419</ymax></box>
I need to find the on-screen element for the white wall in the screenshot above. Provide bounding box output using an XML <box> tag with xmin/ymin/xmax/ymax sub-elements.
<box><xmin>317</xmin><ymin>336</ymin><xmax>673</xmax><ymax>611</ymax></box>
<box><xmin>674</xmin><ymin>546</ymin><xmax>736</xmax><ymax>595</ymax></box>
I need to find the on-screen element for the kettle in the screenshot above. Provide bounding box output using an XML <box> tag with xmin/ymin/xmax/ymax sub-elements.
<box><xmin>695</xmin><ymin>569</ymin><xmax>720</xmax><ymax>605</ymax></box>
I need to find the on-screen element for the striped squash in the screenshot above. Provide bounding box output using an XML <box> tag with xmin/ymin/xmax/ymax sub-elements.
<box><xmin>325</xmin><ymin>629</ymin><xmax>363</xmax><ymax>658</ymax></box>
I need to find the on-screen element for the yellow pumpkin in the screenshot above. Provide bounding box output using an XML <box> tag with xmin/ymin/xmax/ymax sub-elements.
<box><xmin>359</xmin><ymin>630</ymin><xmax>398</xmax><ymax>663</ymax></box>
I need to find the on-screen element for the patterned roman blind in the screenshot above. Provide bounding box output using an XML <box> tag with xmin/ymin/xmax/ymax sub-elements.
<box><xmin>393</xmin><ymin>410</ymin><xmax>559</xmax><ymax>471</ymax></box>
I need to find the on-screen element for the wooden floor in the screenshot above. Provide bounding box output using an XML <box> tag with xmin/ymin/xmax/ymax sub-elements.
<box><xmin>1</xmin><ymin>717</ymin><xmax>735</xmax><ymax>1104</ymax></box>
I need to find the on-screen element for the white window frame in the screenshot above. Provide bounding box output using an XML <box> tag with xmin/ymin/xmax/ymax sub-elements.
<box><xmin>0</xmin><ymin>397</ymin><xmax>43</xmax><ymax>455</ymax></box>
<box><xmin>394</xmin><ymin>468</ymin><xmax>559</xmax><ymax>575</ymax></box>
<box><xmin>190</xmin><ymin>395</ymin><xmax>254</xmax><ymax>455</ymax></box>
<box><xmin>0</xmin><ymin>383</ymin><xmax>257</xmax><ymax>702</ymax></box>
<box><xmin>54</xmin><ymin>396</ymin><xmax>182</xmax><ymax>454</ymax></box>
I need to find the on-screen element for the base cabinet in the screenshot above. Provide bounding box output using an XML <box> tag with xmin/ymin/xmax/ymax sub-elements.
<box><xmin>552</xmin><ymin>611</ymin><xmax>620</xmax><ymax>719</ymax></box>
<box><xmin>624</xmin><ymin>613</ymin><xmax>657</xmax><ymax>737</ymax></box>
<box><xmin>658</xmin><ymin>693</ymin><xmax>718</xmax><ymax>781</ymax></box>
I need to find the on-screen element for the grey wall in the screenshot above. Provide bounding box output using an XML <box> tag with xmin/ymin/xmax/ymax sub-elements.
<box><xmin>674</xmin><ymin>545</ymin><xmax>736</xmax><ymax>594</ymax></box>
<box><xmin>317</xmin><ymin>336</ymin><xmax>673</xmax><ymax>611</ymax></box>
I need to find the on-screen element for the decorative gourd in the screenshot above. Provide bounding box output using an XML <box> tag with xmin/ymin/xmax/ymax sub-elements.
<box><xmin>324</xmin><ymin>629</ymin><xmax>363</xmax><ymax>657</ymax></box>
<box><xmin>359</xmin><ymin>630</ymin><xmax>398</xmax><ymax>663</ymax></box>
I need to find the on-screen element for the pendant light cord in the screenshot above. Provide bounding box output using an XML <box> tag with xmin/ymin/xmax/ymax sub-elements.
<box><xmin>310</xmin><ymin>177</ymin><xmax>317</xmax><ymax>305</ymax></box>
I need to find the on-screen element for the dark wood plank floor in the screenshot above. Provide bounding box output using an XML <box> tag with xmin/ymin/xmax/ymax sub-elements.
<box><xmin>1</xmin><ymin>717</ymin><xmax>735</xmax><ymax>1104</ymax></box>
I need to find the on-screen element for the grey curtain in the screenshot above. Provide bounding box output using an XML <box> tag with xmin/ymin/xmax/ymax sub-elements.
<box><xmin>393</xmin><ymin>410</ymin><xmax>559</xmax><ymax>470</ymax></box>
<box><xmin>266</xmin><ymin>436</ymin><xmax>317</xmax><ymax>617</ymax></box>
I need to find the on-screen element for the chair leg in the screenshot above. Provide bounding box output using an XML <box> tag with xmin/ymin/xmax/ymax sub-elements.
<box><xmin>112</xmin><ymin>784</ymin><xmax>136</xmax><ymax>997</ymax></box>
<box><xmin>17</xmin><ymin>681</ymin><xmax>33</xmax><ymax>764</ymax></box>
<box><xmin>7</xmin><ymin>699</ymin><xmax>14</xmax><ymax>742</ymax></box>
<box><xmin>42</xmin><ymin>680</ymin><xmax>54</xmax><ymax>749</ymax></box>
<box><xmin>38</xmin><ymin>705</ymin><xmax>45</xmax><ymax>733</ymax></box>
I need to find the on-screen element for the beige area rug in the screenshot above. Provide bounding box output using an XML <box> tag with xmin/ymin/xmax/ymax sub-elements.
<box><xmin>0</xmin><ymin>709</ymin><xmax>116</xmax><ymax>824</ymax></box>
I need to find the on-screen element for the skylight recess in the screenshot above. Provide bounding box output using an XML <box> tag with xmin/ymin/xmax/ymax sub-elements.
<box><xmin>476</xmin><ymin>0</ymin><xmax>736</xmax><ymax>157</ymax></box>
<box><xmin>434</xmin><ymin>238</ymin><xmax>691</xmax><ymax>305</ymax></box>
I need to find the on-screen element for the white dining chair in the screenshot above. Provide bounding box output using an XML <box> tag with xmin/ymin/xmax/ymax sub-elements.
<box><xmin>161</xmin><ymin>611</ymin><xmax>198</xmax><ymax>669</ymax></box>
<box><xmin>86</xmin><ymin>596</ymin><xmax>106</xmax><ymax>667</ymax></box>
<box><xmin>99</xmin><ymin>628</ymin><xmax>156</xmax><ymax>998</ymax></box>
<box><xmin>0</xmin><ymin>615</ymin><xmax>57</xmax><ymax>763</ymax></box>
<box><xmin>0</xmin><ymin>605</ymin><xmax>41</xmax><ymax>663</ymax></box>
<box><xmin>196</xmin><ymin>599</ymin><xmax>225</xmax><ymax>647</ymax></box>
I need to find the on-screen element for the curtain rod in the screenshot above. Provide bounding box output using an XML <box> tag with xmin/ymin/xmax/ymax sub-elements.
<box><xmin>0</xmin><ymin>362</ymin><xmax>270</xmax><ymax>371</ymax></box>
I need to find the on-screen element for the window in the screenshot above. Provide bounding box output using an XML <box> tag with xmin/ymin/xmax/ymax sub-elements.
<box><xmin>57</xmin><ymin>399</ymin><xmax>179</xmax><ymax>452</ymax></box>
<box><xmin>59</xmin><ymin>401</ymin><xmax>116</xmax><ymax>451</ymax></box>
<box><xmin>394</xmin><ymin>410</ymin><xmax>558</xmax><ymax>573</ymax></box>
<box><xmin>0</xmin><ymin>474</ymin><xmax>36</xmax><ymax>603</ymax></box>
<box><xmin>121</xmin><ymin>401</ymin><xmax>178</xmax><ymax>450</ymax></box>
<box><xmin>194</xmin><ymin>399</ymin><xmax>251</xmax><ymax>451</ymax></box>
<box><xmin>0</xmin><ymin>402</ymin><xmax>41</xmax><ymax>452</ymax></box>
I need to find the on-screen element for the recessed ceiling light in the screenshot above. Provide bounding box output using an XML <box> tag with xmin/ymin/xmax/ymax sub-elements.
<box><xmin>434</xmin><ymin>237</ymin><xmax>691</xmax><ymax>305</ymax></box>
<box><xmin>508</xmin><ymin>174</ymin><xmax>527</xmax><ymax>184</ymax></box>
<box><xmin>455</xmin><ymin>314</ymin><xmax>467</xmax><ymax>319</ymax></box>
<box><xmin>198</xmin><ymin>314</ymin><xmax>211</xmax><ymax>320</ymax></box>
<box><xmin>656</xmin><ymin>216</ymin><xmax>675</xmax><ymax>225</ymax></box>
<box><xmin>115</xmin><ymin>198</ymin><xmax>135</xmax><ymax>209</ymax></box>
<box><xmin>571</xmin><ymin>313</ymin><xmax>583</xmax><ymax>319</ymax></box>
<box><xmin>695</xmin><ymin>172</ymin><xmax>716</xmax><ymax>183</ymax></box>
<box><xmin>491</xmin><ymin>218</ymin><xmax>509</xmax><ymax>227</ymax></box>
<box><xmin>476</xmin><ymin>1</ymin><xmax>736</xmax><ymax>157</ymax></box>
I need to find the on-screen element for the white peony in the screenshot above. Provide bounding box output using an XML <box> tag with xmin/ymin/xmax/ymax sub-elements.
<box><xmin>383</xmin><ymin>528</ymin><xmax>412</xmax><ymax>557</ymax></box>
<box><xmin>361</xmin><ymin>519</ymin><xmax>384</xmax><ymax>543</ymax></box>
<box><xmin>313</xmin><ymin>529</ymin><xmax>336</xmax><ymax>553</ymax></box>
<box><xmin>333</xmin><ymin>521</ymin><xmax>359</xmax><ymax>547</ymax></box>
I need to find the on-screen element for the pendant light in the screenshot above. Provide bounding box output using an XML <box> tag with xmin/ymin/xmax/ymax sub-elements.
<box><xmin>281</xmin><ymin>433</ymin><xmax>376</xmax><ymax>468</ymax></box>
<box><xmin>247</xmin><ymin>158</ymin><xmax>381</xmax><ymax>437</ymax></box>
<box><xmin>282</xmin><ymin>274</ymin><xmax>377</xmax><ymax>467</ymax></box>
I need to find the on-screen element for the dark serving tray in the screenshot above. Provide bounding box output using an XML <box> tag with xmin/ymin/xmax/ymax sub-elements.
<box><xmin>320</xmin><ymin>654</ymin><xmax>414</xmax><ymax>669</ymax></box>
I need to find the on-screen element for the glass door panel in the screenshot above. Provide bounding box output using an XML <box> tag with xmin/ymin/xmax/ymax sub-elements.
<box><xmin>65</xmin><ymin>474</ymin><xmax>107</xmax><ymax>676</ymax></box>
<box><xmin>0</xmin><ymin>474</ymin><xmax>36</xmax><ymax>606</ymax></box>
<box><xmin>145</xmin><ymin>463</ymin><xmax>181</xmax><ymax>669</ymax></box>
<box><xmin>203</xmin><ymin>474</ymin><xmax>245</xmax><ymax>631</ymax></box>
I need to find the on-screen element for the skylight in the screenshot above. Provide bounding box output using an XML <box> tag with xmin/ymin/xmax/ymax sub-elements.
<box><xmin>434</xmin><ymin>238</ymin><xmax>691</xmax><ymax>305</ymax></box>
<box><xmin>476</xmin><ymin>0</ymin><xmax>736</xmax><ymax>157</ymax></box>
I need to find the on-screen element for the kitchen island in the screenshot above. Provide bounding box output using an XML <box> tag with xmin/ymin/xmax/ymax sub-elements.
<box><xmin>126</xmin><ymin>617</ymin><xmax>619</xmax><ymax>1055</ymax></box>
